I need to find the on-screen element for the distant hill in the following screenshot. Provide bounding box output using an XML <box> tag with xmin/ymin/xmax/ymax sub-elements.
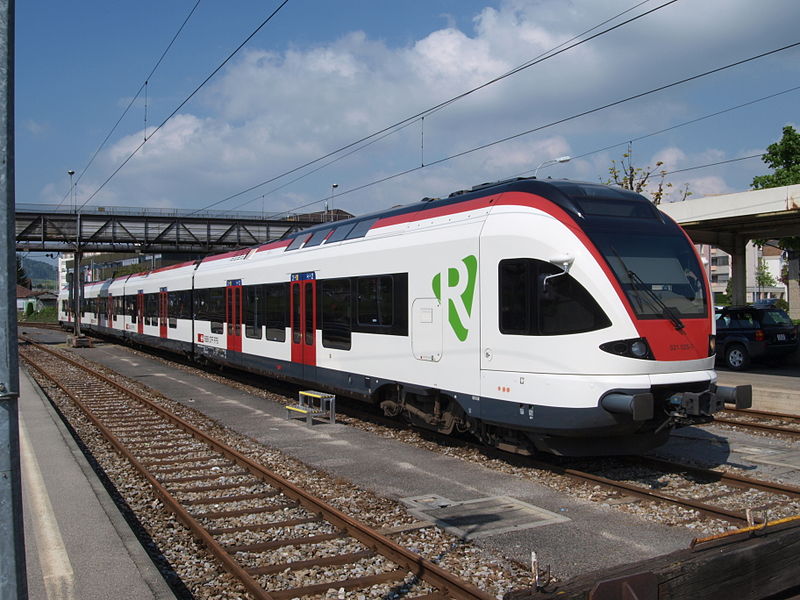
<box><xmin>21</xmin><ymin>256</ymin><xmax>57</xmax><ymax>289</ymax></box>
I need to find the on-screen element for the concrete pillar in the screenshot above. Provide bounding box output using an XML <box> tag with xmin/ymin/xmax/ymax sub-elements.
<box><xmin>0</xmin><ymin>0</ymin><xmax>28</xmax><ymax>597</ymax></box>
<box><xmin>788</xmin><ymin>254</ymin><xmax>800</xmax><ymax>320</ymax></box>
<box><xmin>730</xmin><ymin>235</ymin><xmax>748</xmax><ymax>306</ymax></box>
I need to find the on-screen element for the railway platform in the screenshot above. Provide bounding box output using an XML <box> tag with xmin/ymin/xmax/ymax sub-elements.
<box><xmin>18</xmin><ymin>364</ymin><xmax>177</xmax><ymax>600</ymax></box>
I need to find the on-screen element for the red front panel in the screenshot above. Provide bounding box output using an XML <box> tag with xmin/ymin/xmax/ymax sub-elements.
<box><xmin>226</xmin><ymin>285</ymin><xmax>242</xmax><ymax>353</ymax></box>
<box><xmin>290</xmin><ymin>280</ymin><xmax>316</xmax><ymax>366</ymax></box>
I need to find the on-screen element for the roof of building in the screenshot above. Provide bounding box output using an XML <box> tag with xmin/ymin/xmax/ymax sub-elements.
<box><xmin>16</xmin><ymin>285</ymin><xmax>56</xmax><ymax>299</ymax></box>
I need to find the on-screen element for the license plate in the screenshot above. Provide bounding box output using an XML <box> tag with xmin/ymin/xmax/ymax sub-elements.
<box><xmin>777</xmin><ymin>334</ymin><xmax>786</xmax><ymax>341</ymax></box>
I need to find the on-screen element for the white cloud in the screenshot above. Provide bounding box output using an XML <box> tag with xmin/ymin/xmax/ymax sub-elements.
<box><xmin>23</xmin><ymin>119</ymin><xmax>47</xmax><ymax>136</ymax></box>
<box><xmin>78</xmin><ymin>0</ymin><xmax>798</xmax><ymax>215</ymax></box>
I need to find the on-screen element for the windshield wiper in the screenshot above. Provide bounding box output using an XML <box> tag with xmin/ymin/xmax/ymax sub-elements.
<box><xmin>611</xmin><ymin>247</ymin><xmax>685</xmax><ymax>331</ymax></box>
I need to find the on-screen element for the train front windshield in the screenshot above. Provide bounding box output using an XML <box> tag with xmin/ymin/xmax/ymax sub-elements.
<box><xmin>589</xmin><ymin>231</ymin><xmax>708</xmax><ymax>320</ymax></box>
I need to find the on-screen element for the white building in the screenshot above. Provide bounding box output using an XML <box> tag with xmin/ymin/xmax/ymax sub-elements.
<box><xmin>696</xmin><ymin>242</ymin><xmax>787</xmax><ymax>304</ymax></box>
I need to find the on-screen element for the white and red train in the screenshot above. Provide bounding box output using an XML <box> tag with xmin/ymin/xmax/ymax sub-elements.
<box><xmin>59</xmin><ymin>178</ymin><xmax>750</xmax><ymax>456</ymax></box>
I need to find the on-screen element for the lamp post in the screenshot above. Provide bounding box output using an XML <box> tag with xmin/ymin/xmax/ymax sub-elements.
<box><xmin>329</xmin><ymin>183</ymin><xmax>338</xmax><ymax>222</ymax></box>
<box><xmin>67</xmin><ymin>169</ymin><xmax>75</xmax><ymax>212</ymax></box>
<box><xmin>67</xmin><ymin>169</ymin><xmax>82</xmax><ymax>338</ymax></box>
<box><xmin>533</xmin><ymin>155</ymin><xmax>571</xmax><ymax>178</ymax></box>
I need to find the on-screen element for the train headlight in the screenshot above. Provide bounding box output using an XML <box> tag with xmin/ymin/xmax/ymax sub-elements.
<box><xmin>630</xmin><ymin>340</ymin><xmax>648</xmax><ymax>358</ymax></box>
<box><xmin>599</xmin><ymin>337</ymin><xmax>654</xmax><ymax>360</ymax></box>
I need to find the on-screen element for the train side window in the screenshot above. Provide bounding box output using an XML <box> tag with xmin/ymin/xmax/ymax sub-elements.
<box><xmin>145</xmin><ymin>293</ymin><xmax>159</xmax><ymax>326</ymax></box>
<box><xmin>244</xmin><ymin>285</ymin><xmax>263</xmax><ymax>339</ymax></box>
<box><xmin>320</xmin><ymin>278</ymin><xmax>352</xmax><ymax>350</ymax></box>
<box><xmin>499</xmin><ymin>258</ymin><xmax>610</xmax><ymax>336</ymax></box>
<box><xmin>499</xmin><ymin>261</ymin><xmax>531</xmax><ymax>334</ymax></box>
<box><xmin>194</xmin><ymin>288</ymin><xmax>208</xmax><ymax>321</ymax></box>
<box><xmin>265</xmin><ymin>283</ymin><xmax>288</xmax><ymax>342</ymax></box>
<box><xmin>286</xmin><ymin>233</ymin><xmax>311</xmax><ymax>251</ymax></box>
<box><xmin>180</xmin><ymin>290</ymin><xmax>193</xmax><ymax>320</ymax></box>
<box><xmin>167</xmin><ymin>291</ymin><xmax>183</xmax><ymax>328</ymax></box>
<box><xmin>345</xmin><ymin>218</ymin><xmax>378</xmax><ymax>240</ymax></box>
<box><xmin>292</xmin><ymin>284</ymin><xmax>301</xmax><ymax>344</ymax></box>
<box><xmin>304</xmin><ymin>228</ymin><xmax>332</xmax><ymax>248</ymax></box>
<box><xmin>208</xmin><ymin>287</ymin><xmax>225</xmax><ymax>334</ymax></box>
<box><xmin>326</xmin><ymin>222</ymin><xmax>356</xmax><ymax>243</ymax></box>
<box><xmin>126</xmin><ymin>295</ymin><xmax>137</xmax><ymax>323</ymax></box>
<box><xmin>357</xmin><ymin>276</ymin><xmax>394</xmax><ymax>327</ymax></box>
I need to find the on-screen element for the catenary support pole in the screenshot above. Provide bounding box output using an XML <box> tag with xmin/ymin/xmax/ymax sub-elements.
<box><xmin>0</xmin><ymin>0</ymin><xmax>28</xmax><ymax>597</ymax></box>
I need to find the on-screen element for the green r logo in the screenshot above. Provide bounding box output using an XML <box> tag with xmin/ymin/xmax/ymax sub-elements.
<box><xmin>432</xmin><ymin>255</ymin><xmax>478</xmax><ymax>342</ymax></box>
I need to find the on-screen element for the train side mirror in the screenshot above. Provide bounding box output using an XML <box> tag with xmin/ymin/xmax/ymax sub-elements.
<box><xmin>542</xmin><ymin>253</ymin><xmax>574</xmax><ymax>289</ymax></box>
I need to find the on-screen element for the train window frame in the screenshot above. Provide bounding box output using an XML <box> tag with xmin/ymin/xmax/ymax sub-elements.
<box><xmin>286</xmin><ymin>233</ymin><xmax>312</xmax><ymax>251</ymax></box>
<box><xmin>356</xmin><ymin>276</ymin><xmax>393</xmax><ymax>328</ymax></box>
<box><xmin>499</xmin><ymin>258</ymin><xmax>610</xmax><ymax>336</ymax></box>
<box><xmin>320</xmin><ymin>278</ymin><xmax>352</xmax><ymax>350</ymax></box>
<box><xmin>325</xmin><ymin>222</ymin><xmax>356</xmax><ymax>243</ymax></box>
<box><xmin>265</xmin><ymin>282</ymin><xmax>288</xmax><ymax>342</ymax></box>
<box><xmin>344</xmin><ymin>218</ymin><xmax>378</xmax><ymax>240</ymax></box>
<box><xmin>304</xmin><ymin>228</ymin><xmax>333</xmax><ymax>248</ymax></box>
<box><xmin>244</xmin><ymin>284</ymin><xmax>264</xmax><ymax>340</ymax></box>
<box><xmin>195</xmin><ymin>287</ymin><xmax>225</xmax><ymax>334</ymax></box>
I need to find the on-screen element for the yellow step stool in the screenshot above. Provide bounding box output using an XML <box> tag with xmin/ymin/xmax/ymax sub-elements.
<box><xmin>286</xmin><ymin>390</ymin><xmax>336</xmax><ymax>426</ymax></box>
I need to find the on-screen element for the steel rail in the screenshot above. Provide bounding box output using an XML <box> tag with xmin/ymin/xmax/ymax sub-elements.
<box><xmin>631</xmin><ymin>456</ymin><xmax>800</xmax><ymax>499</ymax></box>
<box><xmin>338</xmin><ymin>404</ymin><xmax>762</xmax><ymax>525</ymax></box>
<box><xmin>19</xmin><ymin>338</ymin><xmax>493</xmax><ymax>600</ymax></box>
<box><xmin>712</xmin><ymin>416</ymin><xmax>800</xmax><ymax>438</ymax></box>
<box><xmin>723</xmin><ymin>408</ymin><xmax>800</xmax><ymax>423</ymax></box>
<box><xmin>21</xmin><ymin>353</ymin><xmax>275</xmax><ymax>600</ymax></box>
<box><xmin>525</xmin><ymin>457</ymin><xmax>751</xmax><ymax>524</ymax></box>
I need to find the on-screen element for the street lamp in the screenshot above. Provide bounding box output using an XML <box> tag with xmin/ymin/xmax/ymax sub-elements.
<box><xmin>533</xmin><ymin>155</ymin><xmax>571</xmax><ymax>178</ymax></box>
<box><xmin>67</xmin><ymin>169</ymin><xmax>75</xmax><ymax>212</ymax></box>
<box><xmin>329</xmin><ymin>183</ymin><xmax>339</xmax><ymax>221</ymax></box>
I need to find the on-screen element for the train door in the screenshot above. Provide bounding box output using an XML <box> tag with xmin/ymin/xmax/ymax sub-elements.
<box><xmin>159</xmin><ymin>288</ymin><xmax>168</xmax><ymax>338</ymax></box>
<box><xmin>107</xmin><ymin>295</ymin><xmax>114</xmax><ymax>329</ymax></box>
<box><xmin>137</xmin><ymin>291</ymin><xmax>144</xmax><ymax>334</ymax></box>
<box><xmin>226</xmin><ymin>280</ymin><xmax>243</xmax><ymax>353</ymax></box>
<box><xmin>290</xmin><ymin>273</ymin><xmax>316</xmax><ymax>378</ymax></box>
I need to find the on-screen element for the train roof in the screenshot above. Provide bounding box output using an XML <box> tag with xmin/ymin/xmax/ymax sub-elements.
<box><xmin>271</xmin><ymin>177</ymin><xmax>662</xmax><ymax>250</ymax></box>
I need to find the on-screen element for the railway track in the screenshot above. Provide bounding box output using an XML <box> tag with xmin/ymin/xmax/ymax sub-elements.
<box><xmin>19</xmin><ymin>337</ymin><xmax>493</xmax><ymax>600</ymax></box>
<box><xmin>711</xmin><ymin>407</ymin><xmax>800</xmax><ymax>439</ymax></box>
<box><xmin>333</xmin><ymin>404</ymin><xmax>800</xmax><ymax>528</ymax></box>
<box><xmin>102</xmin><ymin>340</ymin><xmax>800</xmax><ymax>532</ymax></box>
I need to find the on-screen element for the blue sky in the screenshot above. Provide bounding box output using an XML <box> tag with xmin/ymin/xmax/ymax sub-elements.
<box><xmin>15</xmin><ymin>0</ymin><xmax>800</xmax><ymax>220</ymax></box>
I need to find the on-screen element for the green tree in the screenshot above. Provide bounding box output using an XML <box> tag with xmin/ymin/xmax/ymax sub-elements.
<box><xmin>751</xmin><ymin>125</ymin><xmax>800</xmax><ymax>190</ymax></box>
<box><xmin>751</xmin><ymin>126</ymin><xmax>800</xmax><ymax>315</ymax></box>
<box><xmin>755</xmin><ymin>258</ymin><xmax>776</xmax><ymax>288</ymax></box>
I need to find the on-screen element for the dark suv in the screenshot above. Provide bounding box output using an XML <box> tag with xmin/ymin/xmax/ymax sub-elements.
<box><xmin>715</xmin><ymin>305</ymin><xmax>798</xmax><ymax>370</ymax></box>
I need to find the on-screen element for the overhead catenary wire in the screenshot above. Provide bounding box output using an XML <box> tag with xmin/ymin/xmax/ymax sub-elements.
<box><xmin>77</xmin><ymin>0</ymin><xmax>291</xmax><ymax>212</ymax></box>
<box><xmin>193</xmin><ymin>0</ymin><xmax>680</xmax><ymax>214</ymax></box>
<box><xmin>269</xmin><ymin>41</ymin><xmax>800</xmax><ymax>219</ymax></box>
<box><xmin>57</xmin><ymin>0</ymin><xmax>202</xmax><ymax>209</ymax></box>
<box><xmin>509</xmin><ymin>83</ymin><xmax>800</xmax><ymax>178</ymax></box>
<box><xmin>661</xmin><ymin>153</ymin><xmax>763</xmax><ymax>176</ymax></box>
